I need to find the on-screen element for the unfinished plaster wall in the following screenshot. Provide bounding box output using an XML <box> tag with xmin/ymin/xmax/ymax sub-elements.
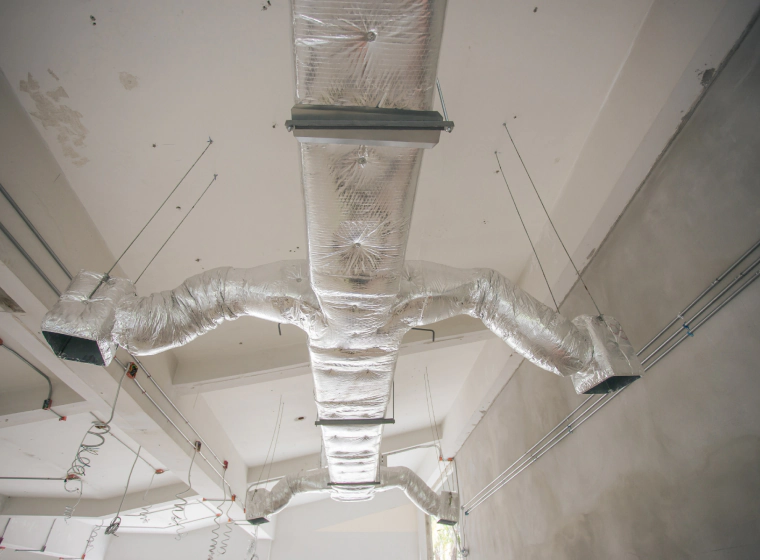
<box><xmin>455</xmin><ymin>15</ymin><xmax>760</xmax><ymax>560</ymax></box>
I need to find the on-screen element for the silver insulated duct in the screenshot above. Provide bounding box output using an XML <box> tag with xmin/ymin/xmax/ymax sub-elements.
<box><xmin>246</xmin><ymin>467</ymin><xmax>459</xmax><ymax>524</ymax></box>
<box><xmin>41</xmin><ymin>0</ymin><xmax>644</xmax><ymax>525</ymax></box>
<box><xmin>293</xmin><ymin>0</ymin><xmax>448</xmax><ymax>497</ymax></box>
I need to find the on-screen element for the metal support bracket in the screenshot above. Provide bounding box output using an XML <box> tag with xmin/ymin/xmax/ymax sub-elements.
<box><xmin>285</xmin><ymin>105</ymin><xmax>454</xmax><ymax>149</ymax></box>
<box><xmin>315</xmin><ymin>418</ymin><xmax>395</xmax><ymax>426</ymax></box>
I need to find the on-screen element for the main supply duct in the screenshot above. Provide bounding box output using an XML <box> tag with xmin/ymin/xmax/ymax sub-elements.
<box><xmin>41</xmin><ymin>0</ymin><xmax>642</xmax><ymax>524</ymax></box>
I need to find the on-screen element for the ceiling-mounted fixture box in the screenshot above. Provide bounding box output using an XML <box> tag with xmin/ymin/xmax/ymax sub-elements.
<box><xmin>285</xmin><ymin>105</ymin><xmax>454</xmax><ymax>149</ymax></box>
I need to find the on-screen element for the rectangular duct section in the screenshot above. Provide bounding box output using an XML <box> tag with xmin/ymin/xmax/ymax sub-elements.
<box><xmin>293</xmin><ymin>0</ymin><xmax>448</xmax><ymax>491</ymax></box>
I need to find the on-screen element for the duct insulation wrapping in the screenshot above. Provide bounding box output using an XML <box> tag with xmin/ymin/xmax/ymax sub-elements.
<box><xmin>394</xmin><ymin>261</ymin><xmax>594</xmax><ymax>376</ymax></box>
<box><xmin>111</xmin><ymin>261</ymin><xmax>321</xmax><ymax>355</ymax></box>
<box><xmin>41</xmin><ymin>271</ymin><xmax>136</xmax><ymax>366</ymax></box>
<box><xmin>570</xmin><ymin>315</ymin><xmax>643</xmax><ymax>394</ymax></box>
<box><xmin>293</xmin><ymin>0</ymin><xmax>447</xmax><ymax>110</ymax></box>
<box><xmin>246</xmin><ymin>467</ymin><xmax>458</xmax><ymax>523</ymax></box>
<box><xmin>293</xmin><ymin>0</ymin><xmax>448</xmax><ymax>492</ymax></box>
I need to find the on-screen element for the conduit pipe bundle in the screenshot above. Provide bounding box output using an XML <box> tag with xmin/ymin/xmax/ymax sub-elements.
<box><xmin>41</xmin><ymin>0</ymin><xmax>643</xmax><ymax>524</ymax></box>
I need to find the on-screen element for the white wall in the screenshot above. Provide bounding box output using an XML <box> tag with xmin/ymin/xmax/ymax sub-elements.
<box><xmin>269</xmin><ymin>490</ymin><xmax>420</xmax><ymax>560</ymax></box>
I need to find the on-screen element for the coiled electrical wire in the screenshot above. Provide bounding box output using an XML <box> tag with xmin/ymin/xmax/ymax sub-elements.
<box><xmin>244</xmin><ymin>529</ymin><xmax>260</xmax><ymax>560</ymax></box>
<box><xmin>208</xmin><ymin>462</ymin><xmax>228</xmax><ymax>559</ymax></box>
<box><xmin>139</xmin><ymin>471</ymin><xmax>157</xmax><ymax>524</ymax></box>
<box><xmin>84</xmin><ymin>521</ymin><xmax>104</xmax><ymax>556</ymax></box>
<box><xmin>63</xmin><ymin>484</ymin><xmax>84</xmax><ymax>523</ymax></box>
<box><xmin>218</xmin><ymin>498</ymin><xmax>234</xmax><ymax>556</ymax></box>
<box><xmin>173</xmin><ymin>444</ymin><xmax>199</xmax><ymax>541</ymax></box>
<box><xmin>208</xmin><ymin>506</ymin><xmax>222</xmax><ymax>559</ymax></box>
<box><xmin>63</xmin><ymin>364</ymin><xmax>131</xmax><ymax>519</ymax></box>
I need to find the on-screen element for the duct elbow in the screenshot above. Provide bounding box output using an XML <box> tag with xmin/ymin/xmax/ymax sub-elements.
<box><xmin>473</xmin><ymin>268</ymin><xmax>594</xmax><ymax>377</ymax></box>
<box><xmin>246</xmin><ymin>469</ymin><xmax>332</xmax><ymax>524</ymax></box>
<box><xmin>379</xmin><ymin>466</ymin><xmax>459</xmax><ymax>525</ymax></box>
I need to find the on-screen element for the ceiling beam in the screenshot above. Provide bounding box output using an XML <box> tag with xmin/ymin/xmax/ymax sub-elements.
<box><xmin>0</xmin><ymin>396</ymin><xmax>90</xmax><ymax>428</ymax></box>
<box><xmin>0</xmin><ymin>483</ymin><xmax>191</xmax><ymax>518</ymax></box>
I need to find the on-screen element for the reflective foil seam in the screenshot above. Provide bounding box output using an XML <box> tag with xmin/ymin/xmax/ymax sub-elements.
<box><xmin>293</xmin><ymin>0</ymin><xmax>449</xmax><ymax>490</ymax></box>
<box><xmin>246</xmin><ymin>467</ymin><xmax>458</xmax><ymax>522</ymax></box>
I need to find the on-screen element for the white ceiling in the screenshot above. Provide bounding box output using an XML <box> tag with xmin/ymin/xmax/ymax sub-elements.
<box><xmin>0</xmin><ymin>414</ymin><xmax>179</xmax><ymax>499</ymax></box>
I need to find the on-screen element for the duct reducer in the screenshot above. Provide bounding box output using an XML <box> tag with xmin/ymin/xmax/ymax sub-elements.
<box><xmin>40</xmin><ymin>0</ymin><xmax>642</xmax><ymax>525</ymax></box>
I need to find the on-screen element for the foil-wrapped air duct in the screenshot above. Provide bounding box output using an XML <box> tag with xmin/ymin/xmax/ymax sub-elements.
<box><xmin>293</xmin><ymin>0</ymin><xmax>447</xmax><ymax>110</ymax></box>
<box><xmin>246</xmin><ymin>467</ymin><xmax>458</xmax><ymax>524</ymax></box>
<box><xmin>97</xmin><ymin>259</ymin><xmax>602</xmax><ymax>490</ymax></box>
<box><xmin>41</xmin><ymin>271</ymin><xmax>136</xmax><ymax>366</ymax></box>
<box><xmin>394</xmin><ymin>261</ymin><xmax>594</xmax><ymax>376</ymax></box>
<box><xmin>112</xmin><ymin>261</ymin><xmax>320</xmax><ymax>355</ymax></box>
<box><xmin>293</xmin><ymin>0</ymin><xmax>449</xmax><ymax>489</ymax></box>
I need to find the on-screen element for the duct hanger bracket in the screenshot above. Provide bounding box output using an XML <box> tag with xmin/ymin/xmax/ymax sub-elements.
<box><xmin>315</xmin><ymin>418</ymin><xmax>395</xmax><ymax>426</ymax></box>
<box><xmin>327</xmin><ymin>481</ymin><xmax>381</xmax><ymax>487</ymax></box>
<box><xmin>285</xmin><ymin>105</ymin><xmax>454</xmax><ymax>149</ymax></box>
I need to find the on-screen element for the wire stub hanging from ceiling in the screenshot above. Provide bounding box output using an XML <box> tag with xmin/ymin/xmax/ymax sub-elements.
<box><xmin>63</xmin><ymin>361</ymin><xmax>134</xmax><ymax>520</ymax></box>
<box><xmin>105</xmin><ymin>445</ymin><xmax>142</xmax><ymax>535</ymax></box>
<box><xmin>208</xmin><ymin>459</ymin><xmax>229</xmax><ymax>559</ymax></box>
<box><xmin>173</xmin><ymin>441</ymin><xmax>201</xmax><ymax>541</ymax></box>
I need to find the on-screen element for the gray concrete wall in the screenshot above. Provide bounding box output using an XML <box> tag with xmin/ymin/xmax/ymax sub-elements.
<box><xmin>455</xmin><ymin>15</ymin><xmax>760</xmax><ymax>560</ymax></box>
